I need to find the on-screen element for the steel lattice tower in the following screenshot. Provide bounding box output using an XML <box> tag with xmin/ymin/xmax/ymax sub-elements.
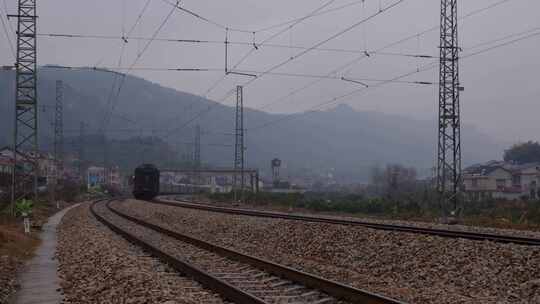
<box><xmin>194</xmin><ymin>125</ymin><xmax>201</xmax><ymax>187</ymax></box>
<box><xmin>233</xmin><ymin>86</ymin><xmax>245</xmax><ymax>201</ymax></box>
<box><xmin>102</xmin><ymin>134</ymin><xmax>108</xmax><ymax>185</ymax></box>
<box><xmin>437</xmin><ymin>0</ymin><xmax>461</xmax><ymax>213</ymax></box>
<box><xmin>10</xmin><ymin>0</ymin><xmax>38</xmax><ymax>215</ymax></box>
<box><xmin>78</xmin><ymin>122</ymin><xmax>86</xmax><ymax>184</ymax></box>
<box><xmin>52</xmin><ymin>80</ymin><xmax>64</xmax><ymax>203</ymax></box>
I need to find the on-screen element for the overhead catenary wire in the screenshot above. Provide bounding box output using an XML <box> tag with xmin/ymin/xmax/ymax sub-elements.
<box><xmin>1</xmin><ymin>0</ymin><xmax>14</xmax><ymax>33</ymax></box>
<box><xmin>159</xmin><ymin>0</ymin><xmax>373</xmax><ymax>35</ymax></box>
<box><xmin>30</xmin><ymin>0</ymin><xmax>522</xmax><ymax>140</ymax></box>
<box><xmin>45</xmin><ymin>28</ymin><xmax>540</xmax><ymax>149</ymax></box>
<box><xmin>41</xmin><ymin>22</ymin><xmax>539</xmax><ymax>139</ymax></box>
<box><xmin>36</xmin><ymin>23</ymin><xmax>540</xmax><ymax>82</ymax></box>
<box><xmin>227</xmin><ymin>0</ymin><xmax>406</xmax><ymax>99</ymax></box>
<box><xmin>255</xmin><ymin>0</ymin><xmax>367</xmax><ymax>33</ymax></box>
<box><xmin>100</xmin><ymin>0</ymin><xmax>514</xmax><ymax>136</ymax></box>
<box><xmin>159</xmin><ymin>0</ymin><xmax>252</xmax><ymax>34</ymax></box>
<box><xmin>254</xmin><ymin>0</ymin><xmax>518</xmax><ymax>111</ymax></box>
<box><xmin>0</xmin><ymin>5</ymin><xmax>15</xmax><ymax>59</ymax></box>
<box><xmin>248</xmin><ymin>26</ymin><xmax>540</xmax><ymax>132</ymax></box>
<box><xmin>99</xmin><ymin>0</ymin><xmax>155</xmax><ymax>136</ymax></box>
<box><xmin>37</xmin><ymin>32</ymin><xmax>439</xmax><ymax>59</ymax></box>
<box><xmin>101</xmin><ymin>0</ymin><xmax>180</xmax><ymax>133</ymax></box>
<box><xmin>203</xmin><ymin>0</ymin><xmax>338</xmax><ymax>98</ymax></box>
<box><xmin>126</xmin><ymin>0</ymin><xmax>152</xmax><ymax>40</ymax></box>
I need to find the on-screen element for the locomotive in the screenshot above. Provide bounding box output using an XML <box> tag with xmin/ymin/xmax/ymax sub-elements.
<box><xmin>132</xmin><ymin>164</ymin><xmax>160</xmax><ymax>200</ymax></box>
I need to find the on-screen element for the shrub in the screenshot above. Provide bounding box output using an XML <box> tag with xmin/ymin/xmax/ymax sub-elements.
<box><xmin>14</xmin><ymin>199</ymin><xmax>33</xmax><ymax>217</ymax></box>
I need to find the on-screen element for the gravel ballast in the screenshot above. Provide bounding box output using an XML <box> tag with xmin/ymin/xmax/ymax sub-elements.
<box><xmin>116</xmin><ymin>199</ymin><xmax>540</xmax><ymax>304</ymax></box>
<box><xmin>57</xmin><ymin>203</ymin><xmax>226</xmax><ymax>304</ymax></box>
<box><xmin>168</xmin><ymin>197</ymin><xmax>540</xmax><ymax>239</ymax></box>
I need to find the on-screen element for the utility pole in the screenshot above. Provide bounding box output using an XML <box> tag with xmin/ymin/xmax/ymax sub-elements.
<box><xmin>78</xmin><ymin>122</ymin><xmax>86</xmax><ymax>186</ymax></box>
<box><xmin>52</xmin><ymin>80</ymin><xmax>64</xmax><ymax>206</ymax></box>
<box><xmin>9</xmin><ymin>0</ymin><xmax>38</xmax><ymax>215</ymax></box>
<box><xmin>437</xmin><ymin>0</ymin><xmax>462</xmax><ymax>215</ymax></box>
<box><xmin>193</xmin><ymin>124</ymin><xmax>201</xmax><ymax>189</ymax></box>
<box><xmin>102</xmin><ymin>134</ymin><xmax>108</xmax><ymax>186</ymax></box>
<box><xmin>233</xmin><ymin>86</ymin><xmax>245</xmax><ymax>202</ymax></box>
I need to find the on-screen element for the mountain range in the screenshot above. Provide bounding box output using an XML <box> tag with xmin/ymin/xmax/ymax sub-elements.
<box><xmin>0</xmin><ymin>67</ymin><xmax>503</xmax><ymax>182</ymax></box>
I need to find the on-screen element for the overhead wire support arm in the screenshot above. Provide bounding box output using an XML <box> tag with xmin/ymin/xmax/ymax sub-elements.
<box><xmin>237</xmin><ymin>0</ymin><xmax>406</xmax><ymax>91</ymax></box>
<box><xmin>341</xmin><ymin>77</ymin><xmax>369</xmax><ymax>88</ymax></box>
<box><xmin>227</xmin><ymin>71</ymin><xmax>257</xmax><ymax>78</ymax></box>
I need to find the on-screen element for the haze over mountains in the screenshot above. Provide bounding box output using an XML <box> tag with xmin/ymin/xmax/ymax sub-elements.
<box><xmin>0</xmin><ymin>68</ymin><xmax>503</xmax><ymax>182</ymax></box>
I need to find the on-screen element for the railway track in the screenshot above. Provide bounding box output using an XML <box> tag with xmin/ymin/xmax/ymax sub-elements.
<box><xmin>91</xmin><ymin>198</ymin><xmax>404</xmax><ymax>304</ymax></box>
<box><xmin>152</xmin><ymin>197</ymin><xmax>540</xmax><ymax>246</ymax></box>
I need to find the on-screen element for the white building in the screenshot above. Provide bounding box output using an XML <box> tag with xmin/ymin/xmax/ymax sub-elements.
<box><xmin>463</xmin><ymin>161</ymin><xmax>540</xmax><ymax>200</ymax></box>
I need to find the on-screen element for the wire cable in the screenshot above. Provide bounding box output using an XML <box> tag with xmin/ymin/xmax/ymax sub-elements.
<box><xmin>202</xmin><ymin>0</ymin><xmax>338</xmax><ymax>98</ymax></box>
<box><xmin>101</xmin><ymin>0</ymin><xmax>179</xmax><ymax>132</ymax></box>
<box><xmin>248</xmin><ymin>26</ymin><xmax>540</xmax><ymax>132</ymax></box>
<box><xmin>228</xmin><ymin>0</ymin><xmax>406</xmax><ymax>99</ymax></box>
<box><xmin>0</xmin><ymin>6</ymin><xmax>15</xmax><ymax>59</ymax></box>
<box><xmin>38</xmin><ymin>32</ymin><xmax>439</xmax><ymax>60</ymax></box>
<box><xmin>254</xmin><ymin>0</ymin><xmax>518</xmax><ymax>111</ymax></box>
<box><xmin>255</xmin><ymin>0</ymin><xmax>366</xmax><ymax>33</ymax></box>
<box><xmin>159</xmin><ymin>0</ymin><xmax>252</xmax><ymax>33</ymax></box>
<box><xmin>132</xmin><ymin>0</ymin><xmax>406</xmax><ymax>139</ymax></box>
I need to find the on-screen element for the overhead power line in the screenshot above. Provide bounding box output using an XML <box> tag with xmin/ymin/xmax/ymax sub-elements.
<box><xmin>253</xmin><ymin>0</ymin><xmax>518</xmax><ymax>112</ymax></box>
<box><xmin>109</xmin><ymin>0</ymin><xmax>514</xmax><ymax>136</ymax></box>
<box><xmin>248</xmin><ymin>25</ymin><xmax>540</xmax><ymax>132</ymax></box>
<box><xmin>101</xmin><ymin>0</ymin><xmax>179</xmax><ymax>133</ymax></box>
<box><xmin>203</xmin><ymin>0</ymin><xmax>338</xmax><ymax>98</ymax></box>
<box><xmin>99</xmin><ymin>0</ymin><xmax>154</xmax><ymax>138</ymax></box>
<box><xmin>37</xmin><ymin>32</ymin><xmax>438</xmax><ymax>59</ymax></box>
<box><xmin>255</xmin><ymin>0</ymin><xmax>367</xmax><ymax>33</ymax></box>
<box><xmin>33</xmin><ymin>24</ymin><xmax>540</xmax><ymax>81</ymax></box>
<box><xmin>0</xmin><ymin>6</ymin><xmax>15</xmax><ymax>59</ymax></box>
<box><xmin>159</xmin><ymin>0</ymin><xmax>252</xmax><ymax>33</ymax></box>
<box><xmin>127</xmin><ymin>0</ymin><xmax>152</xmax><ymax>38</ymax></box>
<box><xmin>128</xmin><ymin>0</ymin><xmax>406</xmax><ymax>138</ymax></box>
<box><xmin>231</xmin><ymin>0</ymin><xmax>406</xmax><ymax>97</ymax></box>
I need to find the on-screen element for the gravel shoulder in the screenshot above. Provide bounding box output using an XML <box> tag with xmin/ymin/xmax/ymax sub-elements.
<box><xmin>57</xmin><ymin>202</ymin><xmax>226</xmax><ymax>304</ymax></box>
<box><xmin>117</xmin><ymin>199</ymin><xmax>540</xmax><ymax>304</ymax></box>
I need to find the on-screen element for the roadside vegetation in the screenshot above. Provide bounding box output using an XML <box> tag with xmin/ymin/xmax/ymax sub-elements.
<box><xmin>0</xmin><ymin>180</ymin><xmax>87</xmax><ymax>302</ymax></box>
<box><xmin>209</xmin><ymin>191</ymin><xmax>540</xmax><ymax>231</ymax></box>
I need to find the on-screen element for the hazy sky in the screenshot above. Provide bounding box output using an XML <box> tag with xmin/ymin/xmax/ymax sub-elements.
<box><xmin>1</xmin><ymin>0</ymin><xmax>539</xmax><ymax>142</ymax></box>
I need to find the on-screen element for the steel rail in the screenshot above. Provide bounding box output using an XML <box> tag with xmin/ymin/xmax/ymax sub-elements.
<box><xmin>152</xmin><ymin>198</ymin><xmax>540</xmax><ymax>246</ymax></box>
<box><xmin>100</xmin><ymin>199</ymin><xmax>404</xmax><ymax>304</ymax></box>
<box><xmin>90</xmin><ymin>199</ymin><xmax>269</xmax><ymax>304</ymax></box>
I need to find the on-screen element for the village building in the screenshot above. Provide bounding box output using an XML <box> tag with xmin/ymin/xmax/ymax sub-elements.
<box><xmin>463</xmin><ymin>161</ymin><xmax>540</xmax><ymax>200</ymax></box>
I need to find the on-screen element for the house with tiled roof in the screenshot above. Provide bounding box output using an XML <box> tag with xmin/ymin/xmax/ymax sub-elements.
<box><xmin>463</xmin><ymin>161</ymin><xmax>540</xmax><ymax>200</ymax></box>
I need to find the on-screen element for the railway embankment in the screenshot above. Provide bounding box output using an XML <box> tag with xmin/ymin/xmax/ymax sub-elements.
<box><xmin>117</xmin><ymin>198</ymin><xmax>540</xmax><ymax>304</ymax></box>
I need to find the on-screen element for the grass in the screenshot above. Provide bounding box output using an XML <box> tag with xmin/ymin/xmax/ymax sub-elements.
<box><xmin>208</xmin><ymin>192</ymin><xmax>540</xmax><ymax>231</ymax></box>
<box><xmin>0</xmin><ymin>220</ymin><xmax>40</xmax><ymax>260</ymax></box>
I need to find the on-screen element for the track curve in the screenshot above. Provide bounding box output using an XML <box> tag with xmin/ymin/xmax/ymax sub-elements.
<box><xmin>152</xmin><ymin>197</ymin><xmax>540</xmax><ymax>246</ymax></box>
<box><xmin>91</xmin><ymin>198</ymin><xmax>404</xmax><ymax>304</ymax></box>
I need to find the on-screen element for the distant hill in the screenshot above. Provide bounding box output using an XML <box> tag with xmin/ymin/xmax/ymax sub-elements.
<box><xmin>0</xmin><ymin>68</ymin><xmax>503</xmax><ymax>182</ymax></box>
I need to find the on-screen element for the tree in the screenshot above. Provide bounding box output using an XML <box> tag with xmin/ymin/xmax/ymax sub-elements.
<box><xmin>503</xmin><ymin>141</ymin><xmax>540</xmax><ymax>164</ymax></box>
<box><xmin>369</xmin><ymin>164</ymin><xmax>418</xmax><ymax>197</ymax></box>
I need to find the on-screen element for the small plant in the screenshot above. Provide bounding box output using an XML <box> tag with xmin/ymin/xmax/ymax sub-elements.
<box><xmin>15</xmin><ymin>198</ymin><xmax>34</xmax><ymax>217</ymax></box>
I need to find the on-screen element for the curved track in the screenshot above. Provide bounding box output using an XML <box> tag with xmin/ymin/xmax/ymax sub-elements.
<box><xmin>91</xmin><ymin>198</ymin><xmax>404</xmax><ymax>304</ymax></box>
<box><xmin>152</xmin><ymin>198</ymin><xmax>540</xmax><ymax>246</ymax></box>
